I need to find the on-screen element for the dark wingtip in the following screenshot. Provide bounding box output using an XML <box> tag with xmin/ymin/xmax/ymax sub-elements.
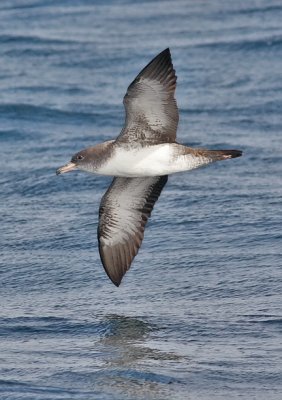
<box><xmin>162</xmin><ymin>47</ymin><xmax>170</xmax><ymax>55</ymax></box>
<box><xmin>157</xmin><ymin>47</ymin><xmax>171</xmax><ymax>61</ymax></box>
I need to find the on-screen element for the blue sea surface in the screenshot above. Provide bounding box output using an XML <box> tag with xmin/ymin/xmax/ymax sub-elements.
<box><xmin>1</xmin><ymin>1</ymin><xmax>282</xmax><ymax>399</ymax></box>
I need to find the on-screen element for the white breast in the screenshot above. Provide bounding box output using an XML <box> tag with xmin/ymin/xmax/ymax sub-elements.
<box><xmin>96</xmin><ymin>143</ymin><xmax>209</xmax><ymax>177</ymax></box>
<box><xmin>97</xmin><ymin>144</ymin><xmax>172</xmax><ymax>177</ymax></box>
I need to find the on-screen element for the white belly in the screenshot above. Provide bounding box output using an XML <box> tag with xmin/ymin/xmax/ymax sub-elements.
<box><xmin>96</xmin><ymin>144</ymin><xmax>203</xmax><ymax>177</ymax></box>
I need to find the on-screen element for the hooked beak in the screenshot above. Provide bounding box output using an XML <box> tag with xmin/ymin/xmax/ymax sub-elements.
<box><xmin>56</xmin><ymin>161</ymin><xmax>77</xmax><ymax>175</ymax></box>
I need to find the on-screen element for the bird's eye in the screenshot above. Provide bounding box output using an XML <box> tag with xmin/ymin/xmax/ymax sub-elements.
<box><xmin>77</xmin><ymin>155</ymin><xmax>84</xmax><ymax>161</ymax></box>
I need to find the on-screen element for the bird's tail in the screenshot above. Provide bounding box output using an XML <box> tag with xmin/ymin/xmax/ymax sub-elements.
<box><xmin>175</xmin><ymin>145</ymin><xmax>242</xmax><ymax>173</ymax></box>
<box><xmin>209</xmin><ymin>149</ymin><xmax>243</xmax><ymax>160</ymax></box>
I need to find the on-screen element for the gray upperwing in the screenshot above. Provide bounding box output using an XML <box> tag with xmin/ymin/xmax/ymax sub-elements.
<box><xmin>116</xmin><ymin>48</ymin><xmax>179</xmax><ymax>146</ymax></box>
<box><xmin>98</xmin><ymin>175</ymin><xmax>168</xmax><ymax>286</ymax></box>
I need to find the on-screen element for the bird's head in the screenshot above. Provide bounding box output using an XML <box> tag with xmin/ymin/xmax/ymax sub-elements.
<box><xmin>56</xmin><ymin>141</ymin><xmax>114</xmax><ymax>176</ymax></box>
<box><xmin>56</xmin><ymin>149</ymin><xmax>91</xmax><ymax>175</ymax></box>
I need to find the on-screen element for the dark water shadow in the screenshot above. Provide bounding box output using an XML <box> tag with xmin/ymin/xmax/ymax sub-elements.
<box><xmin>87</xmin><ymin>314</ymin><xmax>183</xmax><ymax>398</ymax></box>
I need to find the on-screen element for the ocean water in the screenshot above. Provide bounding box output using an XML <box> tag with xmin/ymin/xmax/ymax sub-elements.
<box><xmin>1</xmin><ymin>0</ymin><xmax>282</xmax><ymax>399</ymax></box>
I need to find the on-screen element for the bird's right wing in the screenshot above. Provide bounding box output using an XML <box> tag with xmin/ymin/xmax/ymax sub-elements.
<box><xmin>98</xmin><ymin>175</ymin><xmax>168</xmax><ymax>286</ymax></box>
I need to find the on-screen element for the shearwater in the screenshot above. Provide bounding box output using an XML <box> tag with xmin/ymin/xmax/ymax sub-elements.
<box><xmin>56</xmin><ymin>48</ymin><xmax>242</xmax><ymax>286</ymax></box>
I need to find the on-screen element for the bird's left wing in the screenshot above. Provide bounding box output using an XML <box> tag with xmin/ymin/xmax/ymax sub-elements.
<box><xmin>116</xmin><ymin>48</ymin><xmax>178</xmax><ymax>146</ymax></box>
<box><xmin>98</xmin><ymin>175</ymin><xmax>168</xmax><ymax>286</ymax></box>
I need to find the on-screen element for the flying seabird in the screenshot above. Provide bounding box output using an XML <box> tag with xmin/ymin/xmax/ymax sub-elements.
<box><xmin>56</xmin><ymin>48</ymin><xmax>242</xmax><ymax>286</ymax></box>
